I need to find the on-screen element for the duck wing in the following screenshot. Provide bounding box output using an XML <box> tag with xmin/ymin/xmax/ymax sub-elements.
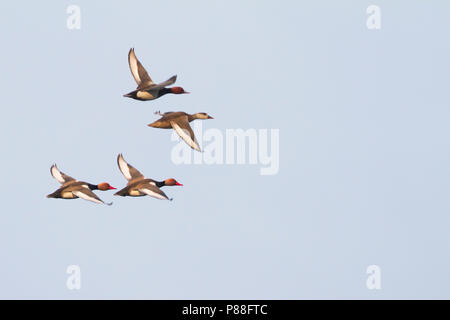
<box><xmin>117</xmin><ymin>153</ymin><xmax>145</xmax><ymax>181</ymax></box>
<box><xmin>72</xmin><ymin>187</ymin><xmax>112</xmax><ymax>205</ymax></box>
<box><xmin>128</xmin><ymin>48</ymin><xmax>155</xmax><ymax>90</ymax></box>
<box><xmin>138</xmin><ymin>183</ymin><xmax>171</xmax><ymax>200</ymax></box>
<box><xmin>50</xmin><ymin>164</ymin><xmax>75</xmax><ymax>184</ymax></box>
<box><xmin>140</xmin><ymin>75</ymin><xmax>177</xmax><ymax>92</ymax></box>
<box><xmin>170</xmin><ymin>116</ymin><xmax>201</xmax><ymax>151</ymax></box>
<box><xmin>155</xmin><ymin>75</ymin><xmax>177</xmax><ymax>88</ymax></box>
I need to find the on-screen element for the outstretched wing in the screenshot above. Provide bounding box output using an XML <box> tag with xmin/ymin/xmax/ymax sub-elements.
<box><xmin>138</xmin><ymin>184</ymin><xmax>171</xmax><ymax>200</ymax></box>
<box><xmin>156</xmin><ymin>75</ymin><xmax>177</xmax><ymax>88</ymax></box>
<box><xmin>170</xmin><ymin>117</ymin><xmax>201</xmax><ymax>151</ymax></box>
<box><xmin>142</xmin><ymin>75</ymin><xmax>177</xmax><ymax>92</ymax></box>
<box><xmin>128</xmin><ymin>48</ymin><xmax>155</xmax><ymax>89</ymax></box>
<box><xmin>50</xmin><ymin>164</ymin><xmax>75</xmax><ymax>184</ymax></box>
<box><xmin>117</xmin><ymin>153</ymin><xmax>145</xmax><ymax>181</ymax></box>
<box><xmin>72</xmin><ymin>188</ymin><xmax>112</xmax><ymax>205</ymax></box>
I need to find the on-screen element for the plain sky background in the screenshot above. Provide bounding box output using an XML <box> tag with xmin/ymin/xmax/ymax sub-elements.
<box><xmin>0</xmin><ymin>0</ymin><xmax>449</xmax><ymax>299</ymax></box>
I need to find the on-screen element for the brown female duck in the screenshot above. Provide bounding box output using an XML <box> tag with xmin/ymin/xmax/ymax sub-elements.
<box><xmin>148</xmin><ymin>111</ymin><xmax>213</xmax><ymax>151</ymax></box>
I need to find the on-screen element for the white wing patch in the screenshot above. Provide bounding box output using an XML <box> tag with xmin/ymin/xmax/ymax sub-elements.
<box><xmin>129</xmin><ymin>50</ymin><xmax>141</xmax><ymax>85</ymax></box>
<box><xmin>138</xmin><ymin>188</ymin><xmax>170</xmax><ymax>200</ymax></box>
<box><xmin>118</xmin><ymin>154</ymin><xmax>132</xmax><ymax>180</ymax></box>
<box><xmin>171</xmin><ymin>121</ymin><xmax>201</xmax><ymax>151</ymax></box>
<box><xmin>72</xmin><ymin>191</ymin><xmax>103</xmax><ymax>204</ymax></box>
<box><xmin>51</xmin><ymin>165</ymin><xmax>65</xmax><ymax>184</ymax></box>
<box><xmin>128</xmin><ymin>48</ymin><xmax>154</xmax><ymax>88</ymax></box>
<box><xmin>50</xmin><ymin>164</ymin><xmax>75</xmax><ymax>184</ymax></box>
<box><xmin>72</xmin><ymin>190</ymin><xmax>109</xmax><ymax>205</ymax></box>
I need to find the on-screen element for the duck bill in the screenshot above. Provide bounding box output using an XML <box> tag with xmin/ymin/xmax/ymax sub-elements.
<box><xmin>109</xmin><ymin>186</ymin><xmax>117</xmax><ymax>190</ymax></box>
<box><xmin>207</xmin><ymin>115</ymin><xmax>214</xmax><ymax>119</ymax></box>
<box><xmin>175</xmin><ymin>182</ymin><xmax>183</xmax><ymax>186</ymax></box>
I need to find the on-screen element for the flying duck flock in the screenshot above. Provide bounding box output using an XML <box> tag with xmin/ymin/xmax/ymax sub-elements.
<box><xmin>47</xmin><ymin>48</ymin><xmax>212</xmax><ymax>205</ymax></box>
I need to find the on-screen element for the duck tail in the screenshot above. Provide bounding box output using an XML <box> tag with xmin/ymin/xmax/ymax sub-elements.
<box><xmin>113</xmin><ymin>188</ymin><xmax>127</xmax><ymax>197</ymax></box>
<box><xmin>46</xmin><ymin>191</ymin><xmax>58</xmax><ymax>198</ymax></box>
<box><xmin>123</xmin><ymin>91</ymin><xmax>135</xmax><ymax>98</ymax></box>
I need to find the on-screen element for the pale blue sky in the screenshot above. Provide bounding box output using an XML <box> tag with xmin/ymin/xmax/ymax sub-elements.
<box><xmin>1</xmin><ymin>0</ymin><xmax>450</xmax><ymax>299</ymax></box>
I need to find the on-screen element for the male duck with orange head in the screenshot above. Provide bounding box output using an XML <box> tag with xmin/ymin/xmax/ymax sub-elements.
<box><xmin>123</xmin><ymin>48</ymin><xmax>189</xmax><ymax>101</ymax></box>
<box><xmin>46</xmin><ymin>164</ymin><xmax>116</xmax><ymax>205</ymax></box>
<box><xmin>114</xmin><ymin>154</ymin><xmax>182</xmax><ymax>201</ymax></box>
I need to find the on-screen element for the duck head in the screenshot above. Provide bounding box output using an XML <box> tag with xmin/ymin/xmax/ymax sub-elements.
<box><xmin>164</xmin><ymin>178</ymin><xmax>183</xmax><ymax>186</ymax></box>
<box><xmin>194</xmin><ymin>112</ymin><xmax>214</xmax><ymax>120</ymax></box>
<box><xmin>97</xmin><ymin>182</ymin><xmax>117</xmax><ymax>191</ymax></box>
<box><xmin>170</xmin><ymin>87</ymin><xmax>189</xmax><ymax>94</ymax></box>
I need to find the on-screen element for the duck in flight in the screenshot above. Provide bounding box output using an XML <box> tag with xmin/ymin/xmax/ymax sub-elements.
<box><xmin>123</xmin><ymin>48</ymin><xmax>189</xmax><ymax>101</ymax></box>
<box><xmin>114</xmin><ymin>154</ymin><xmax>182</xmax><ymax>200</ymax></box>
<box><xmin>46</xmin><ymin>164</ymin><xmax>116</xmax><ymax>205</ymax></box>
<box><xmin>148</xmin><ymin>111</ymin><xmax>213</xmax><ymax>152</ymax></box>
